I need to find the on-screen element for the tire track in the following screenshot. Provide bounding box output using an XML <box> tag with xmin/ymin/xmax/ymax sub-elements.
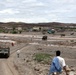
<box><xmin>0</xmin><ymin>43</ymin><xmax>29</xmax><ymax>75</ymax></box>
<box><xmin>2</xmin><ymin>59</ymin><xmax>14</xmax><ymax>75</ymax></box>
<box><xmin>10</xmin><ymin>43</ymin><xmax>28</xmax><ymax>55</ymax></box>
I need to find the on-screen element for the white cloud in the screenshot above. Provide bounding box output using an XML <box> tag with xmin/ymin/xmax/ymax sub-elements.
<box><xmin>28</xmin><ymin>2</ymin><xmax>44</xmax><ymax>7</ymax></box>
<box><xmin>1</xmin><ymin>18</ymin><xmax>26</xmax><ymax>22</ymax></box>
<box><xmin>6</xmin><ymin>0</ymin><xmax>10</xmax><ymax>1</ymax></box>
<box><xmin>22</xmin><ymin>0</ymin><xmax>44</xmax><ymax>7</ymax></box>
<box><xmin>51</xmin><ymin>9</ymin><xmax>70</xmax><ymax>13</ymax></box>
<box><xmin>44</xmin><ymin>9</ymin><xmax>71</xmax><ymax>15</ymax></box>
<box><xmin>22</xmin><ymin>0</ymin><xmax>37</xmax><ymax>3</ymax></box>
<box><xmin>0</xmin><ymin>0</ymin><xmax>76</xmax><ymax>23</ymax></box>
<box><xmin>0</xmin><ymin>17</ymin><xmax>54</xmax><ymax>23</ymax></box>
<box><xmin>5</xmin><ymin>0</ymin><xmax>15</xmax><ymax>3</ymax></box>
<box><xmin>35</xmin><ymin>2</ymin><xmax>44</xmax><ymax>6</ymax></box>
<box><xmin>0</xmin><ymin>9</ymin><xmax>19</xmax><ymax>14</ymax></box>
<box><xmin>53</xmin><ymin>0</ymin><xmax>75</xmax><ymax>3</ymax></box>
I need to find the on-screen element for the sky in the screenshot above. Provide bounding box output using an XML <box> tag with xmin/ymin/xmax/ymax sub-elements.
<box><xmin>0</xmin><ymin>0</ymin><xmax>76</xmax><ymax>23</ymax></box>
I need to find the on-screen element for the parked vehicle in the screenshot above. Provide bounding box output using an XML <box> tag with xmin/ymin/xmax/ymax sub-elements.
<box><xmin>0</xmin><ymin>47</ymin><xmax>10</xmax><ymax>58</ymax></box>
<box><xmin>42</xmin><ymin>35</ymin><xmax>47</xmax><ymax>40</ymax></box>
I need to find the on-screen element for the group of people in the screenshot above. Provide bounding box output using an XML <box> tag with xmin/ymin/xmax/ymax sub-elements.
<box><xmin>49</xmin><ymin>50</ymin><xmax>70</xmax><ymax>75</ymax></box>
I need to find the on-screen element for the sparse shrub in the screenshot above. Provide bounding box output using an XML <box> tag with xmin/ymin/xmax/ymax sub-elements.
<box><xmin>70</xmin><ymin>33</ymin><xmax>74</xmax><ymax>35</ymax></box>
<box><xmin>0</xmin><ymin>29</ymin><xmax>4</xmax><ymax>33</ymax></box>
<box><xmin>19</xmin><ymin>30</ymin><xmax>22</xmax><ymax>34</ymax></box>
<box><xmin>12</xmin><ymin>31</ymin><xmax>18</xmax><ymax>34</ymax></box>
<box><xmin>60</xmin><ymin>34</ymin><xmax>65</xmax><ymax>37</ymax></box>
<box><xmin>33</xmin><ymin>53</ymin><xmax>52</xmax><ymax>64</ymax></box>
<box><xmin>4</xmin><ymin>30</ymin><xmax>8</xmax><ymax>33</ymax></box>
<box><xmin>70</xmin><ymin>40</ymin><xmax>74</xmax><ymax>42</ymax></box>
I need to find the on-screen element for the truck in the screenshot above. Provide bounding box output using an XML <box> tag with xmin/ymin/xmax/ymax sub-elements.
<box><xmin>0</xmin><ymin>47</ymin><xmax>10</xmax><ymax>58</ymax></box>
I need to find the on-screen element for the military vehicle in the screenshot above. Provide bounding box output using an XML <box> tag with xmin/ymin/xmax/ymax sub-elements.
<box><xmin>47</xmin><ymin>29</ymin><xmax>55</xmax><ymax>34</ymax></box>
<box><xmin>0</xmin><ymin>47</ymin><xmax>10</xmax><ymax>58</ymax></box>
<box><xmin>42</xmin><ymin>35</ymin><xmax>47</xmax><ymax>40</ymax></box>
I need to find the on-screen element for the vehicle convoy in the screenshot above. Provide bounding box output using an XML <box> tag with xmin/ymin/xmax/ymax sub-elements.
<box><xmin>0</xmin><ymin>47</ymin><xmax>10</xmax><ymax>58</ymax></box>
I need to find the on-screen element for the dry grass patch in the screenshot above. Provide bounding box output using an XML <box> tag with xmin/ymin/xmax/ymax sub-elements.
<box><xmin>33</xmin><ymin>53</ymin><xmax>52</xmax><ymax>64</ymax></box>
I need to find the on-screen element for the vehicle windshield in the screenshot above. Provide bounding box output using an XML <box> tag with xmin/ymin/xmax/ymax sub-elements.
<box><xmin>0</xmin><ymin>49</ymin><xmax>8</xmax><ymax>51</ymax></box>
<box><xmin>4</xmin><ymin>49</ymin><xmax>8</xmax><ymax>51</ymax></box>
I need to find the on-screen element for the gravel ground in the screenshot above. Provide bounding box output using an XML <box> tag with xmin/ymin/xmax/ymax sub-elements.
<box><xmin>0</xmin><ymin>32</ymin><xmax>76</xmax><ymax>75</ymax></box>
<box><xmin>13</xmin><ymin>43</ymin><xmax>76</xmax><ymax>75</ymax></box>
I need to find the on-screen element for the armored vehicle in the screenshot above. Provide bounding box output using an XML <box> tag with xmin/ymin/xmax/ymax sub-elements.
<box><xmin>0</xmin><ymin>47</ymin><xmax>10</xmax><ymax>58</ymax></box>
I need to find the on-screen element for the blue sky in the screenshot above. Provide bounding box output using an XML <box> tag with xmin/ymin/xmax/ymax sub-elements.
<box><xmin>0</xmin><ymin>0</ymin><xmax>76</xmax><ymax>23</ymax></box>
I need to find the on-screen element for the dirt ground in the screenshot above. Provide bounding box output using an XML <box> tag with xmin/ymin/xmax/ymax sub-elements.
<box><xmin>0</xmin><ymin>32</ymin><xmax>76</xmax><ymax>75</ymax></box>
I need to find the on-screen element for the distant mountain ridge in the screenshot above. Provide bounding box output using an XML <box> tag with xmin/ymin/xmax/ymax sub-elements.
<box><xmin>0</xmin><ymin>22</ymin><xmax>76</xmax><ymax>27</ymax></box>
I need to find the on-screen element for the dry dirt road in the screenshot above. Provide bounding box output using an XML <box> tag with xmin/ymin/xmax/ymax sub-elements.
<box><xmin>0</xmin><ymin>33</ymin><xmax>76</xmax><ymax>40</ymax></box>
<box><xmin>0</xmin><ymin>43</ymin><xmax>26</xmax><ymax>75</ymax></box>
<box><xmin>0</xmin><ymin>58</ymin><xmax>19</xmax><ymax>75</ymax></box>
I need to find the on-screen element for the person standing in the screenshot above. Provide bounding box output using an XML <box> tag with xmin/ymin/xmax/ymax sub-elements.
<box><xmin>49</xmin><ymin>50</ymin><xmax>69</xmax><ymax>75</ymax></box>
<box><xmin>17</xmin><ymin>50</ymin><xmax>20</xmax><ymax>58</ymax></box>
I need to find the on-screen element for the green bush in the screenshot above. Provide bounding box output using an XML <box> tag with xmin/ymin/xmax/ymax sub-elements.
<box><xmin>33</xmin><ymin>53</ymin><xmax>52</xmax><ymax>64</ymax></box>
<box><xmin>0</xmin><ymin>29</ymin><xmax>4</xmax><ymax>32</ymax></box>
